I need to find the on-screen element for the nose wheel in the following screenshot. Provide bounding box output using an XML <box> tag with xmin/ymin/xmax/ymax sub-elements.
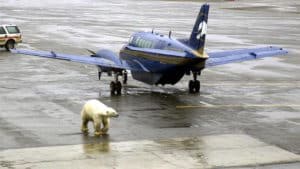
<box><xmin>188</xmin><ymin>72</ymin><xmax>201</xmax><ymax>93</ymax></box>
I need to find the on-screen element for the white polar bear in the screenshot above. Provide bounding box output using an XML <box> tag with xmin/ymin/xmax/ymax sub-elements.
<box><xmin>81</xmin><ymin>99</ymin><xmax>119</xmax><ymax>136</ymax></box>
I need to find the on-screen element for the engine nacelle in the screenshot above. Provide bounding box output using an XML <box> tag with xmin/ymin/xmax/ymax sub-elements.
<box><xmin>93</xmin><ymin>49</ymin><xmax>123</xmax><ymax>79</ymax></box>
<box><xmin>95</xmin><ymin>49</ymin><xmax>122</xmax><ymax>66</ymax></box>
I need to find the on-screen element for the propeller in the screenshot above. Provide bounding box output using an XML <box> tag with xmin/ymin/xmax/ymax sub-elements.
<box><xmin>85</xmin><ymin>48</ymin><xmax>97</xmax><ymax>57</ymax></box>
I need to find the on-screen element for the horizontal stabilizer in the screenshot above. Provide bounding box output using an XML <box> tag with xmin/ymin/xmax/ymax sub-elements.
<box><xmin>206</xmin><ymin>46</ymin><xmax>288</xmax><ymax>67</ymax></box>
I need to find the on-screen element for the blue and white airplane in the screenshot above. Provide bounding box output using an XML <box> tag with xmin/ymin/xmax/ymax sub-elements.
<box><xmin>12</xmin><ymin>4</ymin><xmax>287</xmax><ymax>95</ymax></box>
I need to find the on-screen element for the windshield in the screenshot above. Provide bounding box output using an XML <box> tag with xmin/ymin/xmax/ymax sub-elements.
<box><xmin>0</xmin><ymin>27</ymin><xmax>6</xmax><ymax>34</ymax></box>
<box><xmin>6</xmin><ymin>26</ymin><xmax>20</xmax><ymax>34</ymax></box>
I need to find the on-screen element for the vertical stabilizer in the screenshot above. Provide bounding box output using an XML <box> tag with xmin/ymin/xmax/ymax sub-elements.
<box><xmin>189</xmin><ymin>4</ymin><xmax>210</xmax><ymax>55</ymax></box>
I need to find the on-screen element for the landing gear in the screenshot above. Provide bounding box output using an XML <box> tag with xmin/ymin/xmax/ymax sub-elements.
<box><xmin>123</xmin><ymin>71</ymin><xmax>128</xmax><ymax>84</ymax></box>
<box><xmin>110</xmin><ymin>81</ymin><xmax>122</xmax><ymax>95</ymax></box>
<box><xmin>188</xmin><ymin>72</ymin><xmax>201</xmax><ymax>93</ymax></box>
<box><xmin>189</xmin><ymin>80</ymin><xmax>200</xmax><ymax>93</ymax></box>
<box><xmin>110</xmin><ymin>71</ymin><xmax>126</xmax><ymax>95</ymax></box>
<box><xmin>98</xmin><ymin>67</ymin><xmax>102</xmax><ymax>80</ymax></box>
<box><xmin>98</xmin><ymin>72</ymin><xmax>102</xmax><ymax>80</ymax></box>
<box><xmin>116</xmin><ymin>81</ymin><xmax>122</xmax><ymax>95</ymax></box>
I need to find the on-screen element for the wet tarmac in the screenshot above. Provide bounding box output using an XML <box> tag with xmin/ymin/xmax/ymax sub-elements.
<box><xmin>0</xmin><ymin>0</ymin><xmax>300</xmax><ymax>168</ymax></box>
<box><xmin>1</xmin><ymin>134</ymin><xmax>299</xmax><ymax>169</ymax></box>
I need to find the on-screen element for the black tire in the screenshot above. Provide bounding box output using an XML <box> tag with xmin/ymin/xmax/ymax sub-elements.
<box><xmin>110</xmin><ymin>81</ymin><xmax>116</xmax><ymax>95</ymax></box>
<box><xmin>98</xmin><ymin>72</ymin><xmax>102</xmax><ymax>80</ymax></box>
<box><xmin>189</xmin><ymin>80</ymin><xmax>195</xmax><ymax>93</ymax></box>
<box><xmin>116</xmin><ymin>81</ymin><xmax>122</xmax><ymax>95</ymax></box>
<box><xmin>5</xmin><ymin>40</ymin><xmax>15</xmax><ymax>51</ymax></box>
<box><xmin>123</xmin><ymin>71</ymin><xmax>128</xmax><ymax>84</ymax></box>
<box><xmin>194</xmin><ymin>80</ymin><xmax>200</xmax><ymax>93</ymax></box>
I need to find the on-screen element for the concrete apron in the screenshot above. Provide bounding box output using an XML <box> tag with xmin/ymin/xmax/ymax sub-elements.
<box><xmin>0</xmin><ymin>134</ymin><xmax>299</xmax><ymax>169</ymax></box>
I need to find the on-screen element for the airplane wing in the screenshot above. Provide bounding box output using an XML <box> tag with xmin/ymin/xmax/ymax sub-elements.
<box><xmin>10</xmin><ymin>49</ymin><xmax>143</xmax><ymax>71</ymax></box>
<box><xmin>206</xmin><ymin>46</ymin><xmax>288</xmax><ymax>67</ymax></box>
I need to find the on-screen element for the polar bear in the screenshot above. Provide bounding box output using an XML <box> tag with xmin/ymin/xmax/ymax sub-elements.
<box><xmin>81</xmin><ymin>99</ymin><xmax>119</xmax><ymax>136</ymax></box>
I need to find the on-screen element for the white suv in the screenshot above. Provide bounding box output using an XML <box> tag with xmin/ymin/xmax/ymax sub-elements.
<box><xmin>0</xmin><ymin>25</ymin><xmax>22</xmax><ymax>51</ymax></box>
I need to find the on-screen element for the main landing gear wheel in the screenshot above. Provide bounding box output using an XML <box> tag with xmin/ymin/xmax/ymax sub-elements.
<box><xmin>110</xmin><ymin>80</ymin><xmax>122</xmax><ymax>95</ymax></box>
<box><xmin>110</xmin><ymin>81</ymin><xmax>121</xmax><ymax>95</ymax></box>
<box><xmin>110</xmin><ymin>71</ymin><xmax>127</xmax><ymax>96</ymax></box>
<box><xmin>110</xmin><ymin>72</ymin><xmax>123</xmax><ymax>95</ymax></box>
<box><xmin>116</xmin><ymin>81</ymin><xmax>122</xmax><ymax>95</ymax></box>
<box><xmin>110</xmin><ymin>82</ymin><xmax>115</xmax><ymax>95</ymax></box>
<box><xmin>189</xmin><ymin>80</ymin><xmax>200</xmax><ymax>93</ymax></box>
<box><xmin>123</xmin><ymin>71</ymin><xmax>128</xmax><ymax>84</ymax></box>
<box><xmin>98</xmin><ymin>72</ymin><xmax>102</xmax><ymax>80</ymax></box>
<box><xmin>189</xmin><ymin>71</ymin><xmax>201</xmax><ymax>93</ymax></box>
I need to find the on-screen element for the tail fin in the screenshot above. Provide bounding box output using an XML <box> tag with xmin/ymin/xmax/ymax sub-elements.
<box><xmin>189</xmin><ymin>4</ymin><xmax>210</xmax><ymax>55</ymax></box>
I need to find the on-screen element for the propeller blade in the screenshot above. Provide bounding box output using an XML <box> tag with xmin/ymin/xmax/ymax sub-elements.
<box><xmin>86</xmin><ymin>49</ymin><xmax>97</xmax><ymax>56</ymax></box>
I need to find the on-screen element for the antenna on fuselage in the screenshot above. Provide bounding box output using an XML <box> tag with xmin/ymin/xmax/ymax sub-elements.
<box><xmin>168</xmin><ymin>30</ymin><xmax>172</xmax><ymax>38</ymax></box>
<box><xmin>151</xmin><ymin>28</ymin><xmax>154</xmax><ymax>34</ymax></box>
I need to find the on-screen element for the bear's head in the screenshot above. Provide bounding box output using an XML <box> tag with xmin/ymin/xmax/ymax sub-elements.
<box><xmin>106</xmin><ymin>107</ymin><xmax>119</xmax><ymax>118</ymax></box>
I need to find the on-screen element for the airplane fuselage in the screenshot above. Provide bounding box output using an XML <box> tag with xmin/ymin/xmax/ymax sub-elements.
<box><xmin>119</xmin><ymin>32</ymin><xmax>207</xmax><ymax>85</ymax></box>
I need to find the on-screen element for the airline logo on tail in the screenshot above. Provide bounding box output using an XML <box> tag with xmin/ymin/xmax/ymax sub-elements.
<box><xmin>197</xmin><ymin>21</ymin><xmax>207</xmax><ymax>39</ymax></box>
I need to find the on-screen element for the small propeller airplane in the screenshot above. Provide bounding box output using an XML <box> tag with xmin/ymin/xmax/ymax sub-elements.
<box><xmin>11</xmin><ymin>4</ymin><xmax>288</xmax><ymax>95</ymax></box>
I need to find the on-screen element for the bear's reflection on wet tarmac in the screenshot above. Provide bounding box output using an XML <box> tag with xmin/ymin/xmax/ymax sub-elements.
<box><xmin>82</xmin><ymin>134</ymin><xmax>111</xmax><ymax>154</ymax></box>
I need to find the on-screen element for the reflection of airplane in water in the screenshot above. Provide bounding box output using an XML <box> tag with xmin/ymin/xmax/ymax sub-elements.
<box><xmin>12</xmin><ymin>4</ymin><xmax>287</xmax><ymax>95</ymax></box>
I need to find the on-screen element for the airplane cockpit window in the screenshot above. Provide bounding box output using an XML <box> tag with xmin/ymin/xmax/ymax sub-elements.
<box><xmin>129</xmin><ymin>36</ymin><xmax>134</xmax><ymax>44</ymax></box>
<box><xmin>133</xmin><ymin>37</ymin><xmax>154</xmax><ymax>49</ymax></box>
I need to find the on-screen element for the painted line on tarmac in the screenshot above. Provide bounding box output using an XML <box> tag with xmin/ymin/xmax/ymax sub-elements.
<box><xmin>286</xmin><ymin>120</ymin><xmax>300</xmax><ymax>126</ymax></box>
<box><xmin>202</xmin><ymin>82</ymin><xmax>300</xmax><ymax>86</ymax></box>
<box><xmin>199</xmin><ymin>101</ymin><xmax>214</xmax><ymax>107</ymax></box>
<box><xmin>176</xmin><ymin>104</ymin><xmax>300</xmax><ymax>109</ymax></box>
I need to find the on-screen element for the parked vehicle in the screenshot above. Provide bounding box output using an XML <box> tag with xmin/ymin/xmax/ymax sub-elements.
<box><xmin>0</xmin><ymin>25</ymin><xmax>22</xmax><ymax>51</ymax></box>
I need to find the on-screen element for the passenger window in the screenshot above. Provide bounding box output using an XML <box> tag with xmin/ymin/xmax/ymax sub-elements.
<box><xmin>150</xmin><ymin>42</ymin><xmax>155</xmax><ymax>48</ymax></box>
<box><xmin>135</xmin><ymin>38</ymin><xmax>141</xmax><ymax>47</ymax></box>
<box><xmin>0</xmin><ymin>27</ymin><xmax>5</xmax><ymax>34</ymax></box>
<box><xmin>145</xmin><ymin>41</ymin><xmax>149</xmax><ymax>48</ymax></box>
<box><xmin>6</xmin><ymin>26</ymin><xmax>20</xmax><ymax>34</ymax></box>
<box><xmin>140</xmin><ymin>39</ymin><xmax>145</xmax><ymax>48</ymax></box>
<box><xmin>144</xmin><ymin>41</ymin><xmax>149</xmax><ymax>48</ymax></box>
<box><xmin>146</xmin><ymin>41</ymin><xmax>151</xmax><ymax>48</ymax></box>
<box><xmin>141</xmin><ymin>40</ymin><xmax>146</xmax><ymax>48</ymax></box>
